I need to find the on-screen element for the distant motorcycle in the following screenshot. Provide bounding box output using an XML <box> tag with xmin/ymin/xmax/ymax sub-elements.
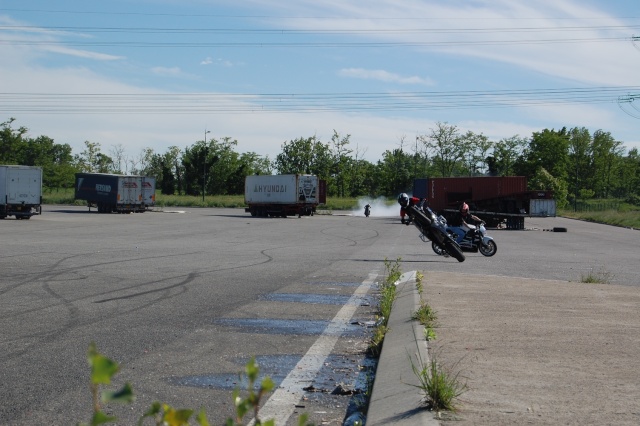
<box><xmin>432</xmin><ymin>217</ymin><xmax>497</xmax><ymax>257</ymax></box>
<box><xmin>406</xmin><ymin>204</ymin><xmax>465</xmax><ymax>262</ymax></box>
<box><xmin>364</xmin><ymin>204</ymin><xmax>371</xmax><ymax>217</ymax></box>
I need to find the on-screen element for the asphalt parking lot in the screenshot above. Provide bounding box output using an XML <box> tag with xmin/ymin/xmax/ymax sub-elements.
<box><xmin>1</xmin><ymin>207</ymin><xmax>638</xmax><ymax>425</ymax></box>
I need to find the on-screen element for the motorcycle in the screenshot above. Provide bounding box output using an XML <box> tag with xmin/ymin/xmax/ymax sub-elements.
<box><xmin>432</xmin><ymin>217</ymin><xmax>497</xmax><ymax>257</ymax></box>
<box><xmin>364</xmin><ymin>204</ymin><xmax>371</xmax><ymax>217</ymax></box>
<box><xmin>406</xmin><ymin>204</ymin><xmax>465</xmax><ymax>262</ymax></box>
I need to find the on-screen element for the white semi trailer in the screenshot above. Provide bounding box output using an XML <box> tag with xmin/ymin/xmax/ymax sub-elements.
<box><xmin>244</xmin><ymin>174</ymin><xmax>326</xmax><ymax>217</ymax></box>
<box><xmin>0</xmin><ymin>165</ymin><xmax>43</xmax><ymax>219</ymax></box>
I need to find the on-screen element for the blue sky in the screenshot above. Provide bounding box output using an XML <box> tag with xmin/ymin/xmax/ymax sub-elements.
<box><xmin>1</xmin><ymin>1</ymin><xmax>639</xmax><ymax>166</ymax></box>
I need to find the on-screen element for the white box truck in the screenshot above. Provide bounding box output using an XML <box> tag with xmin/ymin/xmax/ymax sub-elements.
<box><xmin>0</xmin><ymin>165</ymin><xmax>43</xmax><ymax>219</ymax></box>
<box><xmin>244</xmin><ymin>174</ymin><xmax>326</xmax><ymax>217</ymax></box>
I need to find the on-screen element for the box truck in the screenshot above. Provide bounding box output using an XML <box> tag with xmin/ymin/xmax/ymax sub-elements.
<box><xmin>75</xmin><ymin>173</ymin><xmax>144</xmax><ymax>213</ymax></box>
<box><xmin>0</xmin><ymin>165</ymin><xmax>42</xmax><ymax>219</ymax></box>
<box><xmin>244</xmin><ymin>174</ymin><xmax>326</xmax><ymax>217</ymax></box>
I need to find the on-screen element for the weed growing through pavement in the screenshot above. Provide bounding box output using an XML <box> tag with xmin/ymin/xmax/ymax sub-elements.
<box><xmin>412</xmin><ymin>301</ymin><xmax>438</xmax><ymax>327</ymax></box>
<box><xmin>415</xmin><ymin>271</ymin><xmax>424</xmax><ymax>295</ymax></box>
<box><xmin>367</xmin><ymin>258</ymin><xmax>401</xmax><ymax>356</ymax></box>
<box><xmin>412</xmin><ymin>300</ymin><xmax>438</xmax><ymax>341</ymax></box>
<box><xmin>580</xmin><ymin>265</ymin><xmax>614</xmax><ymax>284</ymax></box>
<box><xmin>410</xmin><ymin>353</ymin><xmax>467</xmax><ymax>413</ymax></box>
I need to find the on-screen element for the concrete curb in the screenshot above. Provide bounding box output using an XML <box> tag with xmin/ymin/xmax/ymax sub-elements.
<box><xmin>366</xmin><ymin>271</ymin><xmax>440</xmax><ymax>426</ymax></box>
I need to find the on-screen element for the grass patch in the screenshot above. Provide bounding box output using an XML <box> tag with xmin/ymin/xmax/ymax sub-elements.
<box><xmin>43</xmin><ymin>188</ymin><xmax>365</xmax><ymax>211</ymax></box>
<box><xmin>580</xmin><ymin>266</ymin><xmax>614</xmax><ymax>284</ymax></box>
<box><xmin>367</xmin><ymin>257</ymin><xmax>401</xmax><ymax>356</ymax></box>
<box><xmin>415</xmin><ymin>271</ymin><xmax>424</xmax><ymax>295</ymax></box>
<box><xmin>410</xmin><ymin>354</ymin><xmax>467</xmax><ymax>413</ymax></box>
<box><xmin>412</xmin><ymin>300</ymin><xmax>438</xmax><ymax>341</ymax></box>
<box><xmin>412</xmin><ymin>301</ymin><xmax>438</xmax><ymax>327</ymax></box>
<box><xmin>560</xmin><ymin>207</ymin><xmax>640</xmax><ymax>229</ymax></box>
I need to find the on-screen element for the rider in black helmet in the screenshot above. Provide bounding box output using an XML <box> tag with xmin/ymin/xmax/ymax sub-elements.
<box><xmin>397</xmin><ymin>192</ymin><xmax>421</xmax><ymax>224</ymax></box>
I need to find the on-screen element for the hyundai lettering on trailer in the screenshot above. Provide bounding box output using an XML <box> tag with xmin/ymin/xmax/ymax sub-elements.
<box><xmin>253</xmin><ymin>184</ymin><xmax>287</xmax><ymax>193</ymax></box>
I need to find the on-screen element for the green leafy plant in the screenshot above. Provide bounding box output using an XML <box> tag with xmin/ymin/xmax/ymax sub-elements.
<box><xmin>78</xmin><ymin>343</ymin><xmax>296</xmax><ymax>426</ymax></box>
<box><xmin>79</xmin><ymin>342</ymin><xmax>135</xmax><ymax>426</ymax></box>
<box><xmin>423</xmin><ymin>326</ymin><xmax>437</xmax><ymax>341</ymax></box>
<box><xmin>368</xmin><ymin>258</ymin><xmax>402</xmax><ymax>355</ymax></box>
<box><xmin>225</xmin><ymin>357</ymin><xmax>275</xmax><ymax>426</ymax></box>
<box><xmin>367</xmin><ymin>324</ymin><xmax>388</xmax><ymax>357</ymax></box>
<box><xmin>410</xmin><ymin>354</ymin><xmax>467</xmax><ymax>413</ymax></box>
<box><xmin>412</xmin><ymin>301</ymin><xmax>438</xmax><ymax>327</ymax></box>
<box><xmin>415</xmin><ymin>271</ymin><xmax>424</xmax><ymax>295</ymax></box>
<box><xmin>383</xmin><ymin>257</ymin><xmax>402</xmax><ymax>286</ymax></box>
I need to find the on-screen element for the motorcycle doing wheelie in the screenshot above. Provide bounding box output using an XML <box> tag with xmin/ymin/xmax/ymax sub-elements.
<box><xmin>432</xmin><ymin>217</ymin><xmax>497</xmax><ymax>257</ymax></box>
<box><xmin>406</xmin><ymin>204</ymin><xmax>466</xmax><ymax>262</ymax></box>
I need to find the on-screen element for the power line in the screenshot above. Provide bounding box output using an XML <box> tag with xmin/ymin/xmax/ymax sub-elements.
<box><xmin>2</xmin><ymin>87</ymin><xmax>638</xmax><ymax>114</ymax></box>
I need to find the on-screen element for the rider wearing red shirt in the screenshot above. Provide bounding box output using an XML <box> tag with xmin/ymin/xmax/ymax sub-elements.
<box><xmin>397</xmin><ymin>193</ymin><xmax>421</xmax><ymax>224</ymax></box>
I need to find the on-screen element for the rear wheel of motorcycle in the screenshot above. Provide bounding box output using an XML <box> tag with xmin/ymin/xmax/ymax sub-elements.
<box><xmin>445</xmin><ymin>240</ymin><xmax>465</xmax><ymax>262</ymax></box>
<box><xmin>479</xmin><ymin>240</ymin><xmax>497</xmax><ymax>257</ymax></box>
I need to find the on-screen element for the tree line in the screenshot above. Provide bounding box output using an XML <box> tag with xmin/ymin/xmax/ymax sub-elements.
<box><xmin>2</xmin><ymin>118</ymin><xmax>639</xmax><ymax>207</ymax></box>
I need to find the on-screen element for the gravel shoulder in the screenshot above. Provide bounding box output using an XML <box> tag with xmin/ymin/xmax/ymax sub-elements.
<box><xmin>423</xmin><ymin>271</ymin><xmax>640</xmax><ymax>425</ymax></box>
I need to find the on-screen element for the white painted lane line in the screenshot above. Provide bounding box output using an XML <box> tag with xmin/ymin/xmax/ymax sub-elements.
<box><xmin>251</xmin><ymin>271</ymin><xmax>379</xmax><ymax>426</ymax></box>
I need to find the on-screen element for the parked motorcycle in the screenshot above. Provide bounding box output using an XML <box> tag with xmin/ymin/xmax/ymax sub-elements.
<box><xmin>432</xmin><ymin>217</ymin><xmax>497</xmax><ymax>257</ymax></box>
<box><xmin>364</xmin><ymin>204</ymin><xmax>371</xmax><ymax>217</ymax></box>
<box><xmin>406</xmin><ymin>204</ymin><xmax>465</xmax><ymax>262</ymax></box>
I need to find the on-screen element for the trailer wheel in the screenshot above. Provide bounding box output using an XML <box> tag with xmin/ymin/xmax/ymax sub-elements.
<box><xmin>553</xmin><ymin>227</ymin><xmax>568</xmax><ymax>232</ymax></box>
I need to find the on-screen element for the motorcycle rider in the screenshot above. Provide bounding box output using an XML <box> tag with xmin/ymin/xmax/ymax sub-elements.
<box><xmin>364</xmin><ymin>203</ymin><xmax>371</xmax><ymax>217</ymax></box>
<box><xmin>450</xmin><ymin>202</ymin><xmax>482</xmax><ymax>244</ymax></box>
<box><xmin>397</xmin><ymin>193</ymin><xmax>422</xmax><ymax>224</ymax></box>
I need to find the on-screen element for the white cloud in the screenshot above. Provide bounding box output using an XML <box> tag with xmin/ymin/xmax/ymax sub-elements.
<box><xmin>339</xmin><ymin>68</ymin><xmax>435</xmax><ymax>85</ymax></box>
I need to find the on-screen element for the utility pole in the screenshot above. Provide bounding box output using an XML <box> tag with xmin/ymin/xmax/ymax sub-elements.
<box><xmin>203</xmin><ymin>129</ymin><xmax>210</xmax><ymax>202</ymax></box>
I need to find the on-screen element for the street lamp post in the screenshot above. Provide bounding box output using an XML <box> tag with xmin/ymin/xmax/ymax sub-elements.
<box><xmin>203</xmin><ymin>129</ymin><xmax>210</xmax><ymax>202</ymax></box>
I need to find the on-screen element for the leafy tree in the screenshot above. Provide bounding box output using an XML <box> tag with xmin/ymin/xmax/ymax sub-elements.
<box><xmin>0</xmin><ymin>118</ymin><xmax>28</xmax><ymax>164</ymax></box>
<box><xmin>109</xmin><ymin>144</ymin><xmax>127</xmax><ymax>174</ymax></box>
<box><xmin>591</xmin><ymin>130</ymin><xmax>624</xmax><ymax>198</ymax></box>
<box><xmin>567</xmin><ymin>127</ymin><xmax>592</xmax><ymax>205</ymax></box>
<box><xmin>74</xmin><ymin>141</ymin><xmax>114</xmax><ymax>173</ymax></box>
<box><xmin>617</xmin><ymin>148</ymin><xmax>640</xmax><ymax>200</ymax></box>
<box><xmin>274</xmin><ymin>136</ymin><xmax>333</xmax><ymax>192</ymax></box>
<box><xmin>487</xmin><ymin>136</ymin><xmax>527</xmax><ymax>176</ymax></box>
<box><xmin>23</xmin><ymin>135</ymin><xmax>76</xmax><ymax>188</ymax></box>
<box><xmin>329</xmin><ymin>130</ymin><xmax>353</xmax><ymax>197</ymax></box>
<box><xmin>207</xmin><ymin>137</ymin><xmax>240</xmax><ymax>195</ymax></box>
<box><xmin>460</xmin><ymin>130</ymin><xmax>491</xmax><ymax>176</ymax></box>
<box><xmin>529</xmin><ymin>167</ymin><xmax>569</xmax><ymax>208</ymax></box>
<box><xmin>375</xmin><ymin>148</ymin><xmax>414</xmax><ymax>196</ymax></box>
<box><xmin>181</xmin><ymin>141</ymin><xmax>208</xmax><ymax>196</ymax></box>
<box><xmin>419</xmin><ymin>122</ymin><xmax>465</xmax><ymax>177</ymax></box>
<box><xmin>515</xmin><ymin>128</ymin><xmax>569</xmax><ymax>184</ymax></box>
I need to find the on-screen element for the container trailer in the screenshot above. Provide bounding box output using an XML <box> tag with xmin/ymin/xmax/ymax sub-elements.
<box><xmin>244</xmin><ymin>174</ymin><xmax>326</xmax><ymax>217</ymax></box>
<box><xmin>140</xmin><ymin>176</ymin><xmax>156</xmax><ymax>211</ymax></box>
<box><xmin>75</xmin><ymin>173</ymin><xmax>144</xmax><ymax>213</ymax></box>
<box><xmin>0</xmin><ymin>165</ymin><xmax>42</xmax><ymax>219</ymax></box>
<box><xmin>412</xmin><ymin>176</ymin><xmax>556</xmax><ymax>229</ymax></box>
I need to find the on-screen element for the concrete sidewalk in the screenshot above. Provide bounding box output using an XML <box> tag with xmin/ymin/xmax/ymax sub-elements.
<box><xmin>367</xmin><ymin>270</ymin><xmax>640</xmax><ymax>425</ymax></box>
